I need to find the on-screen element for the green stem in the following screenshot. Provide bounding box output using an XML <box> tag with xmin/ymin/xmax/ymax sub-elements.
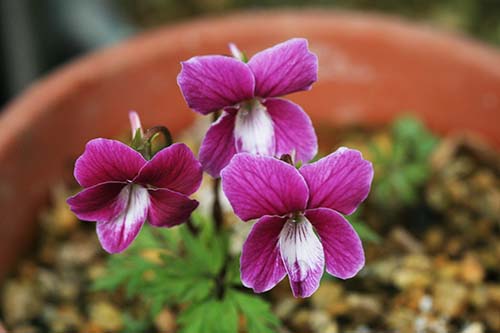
<box><xmin>185</xmin><ymin>217</ymin><xmax>199</xmax><ymax>236</ymax></box>
<box><xmin>210</xmin><ymin>112</ymin><xmax>224</xmax><ymax>232</ymax></box>
<box><xmin>213</xmin><ymin>178</ymin><xmax>223</xmax><ymax>231</ymax></box>
<box><xmin>215</xmin><ymin>261</ymin><xmax>227</xmax><ymax>299</ymax></box>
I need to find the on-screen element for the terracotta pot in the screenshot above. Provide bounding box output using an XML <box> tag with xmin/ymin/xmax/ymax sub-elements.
<box><xmin>0</xmin><ymin>10</ymin><xmax>499</xmax><ymax>279</ymax></box>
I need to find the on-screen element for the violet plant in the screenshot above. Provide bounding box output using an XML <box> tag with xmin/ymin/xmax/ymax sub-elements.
<box><xmin>67</xmin><ymin>39</ymin><xmax>374</xmax><ymax>332</ymax></box>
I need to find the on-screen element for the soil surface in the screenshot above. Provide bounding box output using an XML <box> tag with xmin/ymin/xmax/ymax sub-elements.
<box><xmin>1</xmin><ymin>123</ymin><xmax>499</xmax><ymax>333</ymax></box>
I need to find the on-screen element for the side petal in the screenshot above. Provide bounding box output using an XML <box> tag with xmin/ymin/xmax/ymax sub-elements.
<box><xmin>265</xmin><ymin>98</ymin><xmax>318</xmax><ymax>163</ymax></box>
<box><xmin>248</xmin><ymin>38</ymin><xmax>318</xmax><ymax>98</ymax></box>
<box><xmin>279</xmin><ymin>217</ymin><xmax>325</xmax><ymax>298</ymax></box>
<box><xmin>240</xmin><ymin>216</ymin><xmax>287</xmax><ymax>293</ymax></box>
<box><xmin>306</xmin><ymin>208</ymin><xmax>365</xmax><ymax>279</ymax></box>
<box><xmin>199</xmin><ymin>110</ymin><xmax>237</xmax><ymax>178</ymax></box>
<box><xmin>74</xmin><ymin>138</ymin><xmax>146</xmax><ymax>187</ymax></box>
<box><xmin>300</xmin><ymin>147</ymin><xmax>374</xmax><ymax>215</ymax></box>
<box><xmin>96</xmin><ymin>184</ymin><xmax>150</xmax><ymax>253</ymax></box>
<box><xmin>177</xmin><ymin>55</ymin><xmax>255</xmax><ymax>115</ymax></box>
<box><xmin>147</xmin><ymin>188</ymin><xmax>199</xmax><ymax>228</ymax></box>
<box><xmin>136</xmin><ymin>143</ymin><xmax>202</xmax><ymax>195</ymax></box>
<box><xmin>67</xmin><ymin>181</ymin><xmax>127</xmax><ymax>222</ymax></box>
<box><xmin>220</xmin><ymin>153</ymin><xmax>308</xmax><ymax>221</ymax></box>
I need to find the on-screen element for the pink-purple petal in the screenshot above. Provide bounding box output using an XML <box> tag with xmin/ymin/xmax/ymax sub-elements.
<box><xmin>199</xmin><ymin>110</ymin><xmax>238</xmax><ymax>178</ymax></box>
<box><xmin>279</xmin><ymin>217</ymin><xmax>325</xmax><ymax>298</ymax></box>
<box><xmin>96</xmin><ymin>184</ymin><xmax>150</xmax><ymax>253</ymax></box>
<box><xmin>240</xmin><ymin>216</ymin><xmax>287</xmax><ymax>293</ymax></box>
<box><xmin>67</xmin><ymin>181</ymin><xmax>127</xmax><ymax>222</ymax></box>
<box><xmin>177</xmin><ymin>55</ymin><xmax>255</xmax><ymax>115</ymax></box>
<box><xmin>265</xmin><ymin>98</ymin><xmax>317</xmax><ymax>163</ymax></box>
<box><xmin>135</xmin><ymin>143</ymin><xmax>202</xmax><ymax>195</ymax></box>
<box><xmin>306</xmin><ymin>208</ymin><xmax>365</xmax><ymax>279</ymax></box>
<box><xmin>300</xmin><ymin>147</ymin><xmax>374</xmax><ymax>215</ymax></box>
<box><xmin>248</xmin><ymin>38</ymin><xmax>318</xmax><ymax>98</ymax></box>
<box><xmin>147</xmin><ymin>188</ymin><xmax>199</xmax><ymax>228</ymax></box>
<box><xmin>220</xmin><ymin>153</ymin><xmax>309</xmax><ymax>221</ymax></box>
<box><xmin>74</xmin><ymin>138</ymin><xmax>146</xmax><ymax>187</ymax></box>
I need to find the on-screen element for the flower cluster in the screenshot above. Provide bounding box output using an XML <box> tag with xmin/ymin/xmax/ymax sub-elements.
<box><xmin>67</xmin><ymin>39</ymin><xmax>374</xmax><ymax>298</ymax></box>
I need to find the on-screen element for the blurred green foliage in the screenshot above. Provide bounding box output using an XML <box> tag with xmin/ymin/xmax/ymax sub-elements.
<box><xmin>118</xmin><ymin>0</ymin><xmax>500</xmax><ymax>45</ymax></box>
<box><xmin>347</xmin><ymin>208</ymin><xmax>381</xmax><ymax>244</ymax></box>
<box><xmin>93</xmin><ymin>212</ymin><xmax>280</xmax><ymax>333</ymax></box>
<box><xmin>370</xmin><ymin>116</ymin><xmax>438</xmax><ymax>211</ymax></box>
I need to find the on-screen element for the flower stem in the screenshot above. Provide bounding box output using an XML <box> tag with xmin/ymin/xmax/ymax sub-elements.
<box><xmin>185</xmin><ymin>217</ymin><xmax>199</xmax><ymax>236</ymax></box>
<box><xmin>215</xmin><ymin>262</ymin><xmax>227</xmax><ymax>299</ymax></box>
<box><xmin>212</xmin><ymin>178</ymin><xmax>223</xmax><ymax>231</ymax></box>
<box><xmin>211</xmin><ymin>111</ymin><xmax>224</xmax><ymax>232</ymax></box>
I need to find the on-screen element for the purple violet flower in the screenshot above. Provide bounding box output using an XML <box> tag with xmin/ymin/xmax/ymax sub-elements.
<box><xmin>221</xmin><ymin>148</ymin><xmax>374</xmax><ymax>298</ymax></box>
<box><xmin>177</xmin><ymin>38</ymin><xmax>319</xmax><ymax>177</ymax></box>
<box><xmin>67</xmin><ymin>139</ymin><xmax>202</xmax><ymax>253</ymax></box>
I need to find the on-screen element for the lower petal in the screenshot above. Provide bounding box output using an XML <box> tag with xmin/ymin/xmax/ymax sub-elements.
<box><xmin>306</xmin><ymin>208</ymin><xmax>365</xmax><ymax>279</ymax></box>
<box><xmin>240</xmin><ymin>216</ymin><xmax>287</xmax><ymax>293</ymax></box>
<box><xmin>279</xmin><ymin>217</ymin><xmax>325</xmax><ymax>298</ymax></box>
<box><xmin>264</xmin><ymin>98</ymin><xmax>317</xmax><ymax>163</ymax></box>
<box><xmin>234</xmin><ymin>100</ymin><xmax>275</xmax><ymax>156</ymax></box>
<box><xmin>199</xmin><ymin>110</ymin><xmax>237</xmax><ymax>178</ymax></box>
<box><xmin>147</xmin><ymin>188</ymin><xmax>199</xmax><ymax>227</ymax></box>
<box><xmin>67</xmin><ymin>181</ymin><xmax>127</xmax><ymax>222</ymax></box>
<box><xmin>96</xmin><ymin>184</ymin><xmax>150</xmax><ymax>253</ymax></box>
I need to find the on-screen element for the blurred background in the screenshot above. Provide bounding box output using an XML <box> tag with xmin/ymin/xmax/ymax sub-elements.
<box><xmin>1</xmin><ymin>0</ymin><xmax>500</xmax><ymax>108</ymax></box>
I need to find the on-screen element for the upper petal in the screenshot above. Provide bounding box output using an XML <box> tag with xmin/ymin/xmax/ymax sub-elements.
<box><xmin>220</xmin><ymin>153</ymin><xmax>308</xmax><ymax>221</ymax></box>
<box><xmin>147</xmin><ymin>188</ymin><xmax>199</xmax><ymax>228</ymax></box>
<box><xmin>248</xmin><ymin>38</ymin><xmax>318</xmax><ymax>98</ymax></box>
<box><xmin>265</xmin><ymin>98</ymin><xmax>318</xmax><ymax>163</ymax></box>
<box><xmin>240</xmin><ymin>216</ymin><xmax>287</xmax><ymax>293</ymax></box>
<box><xmin>135</xmin><ymin>143</ymin><xmax>202</xmax><ymax>195</ymax></box>
<box><xmin>279</xmin><ymin>217</ymin><xmax>325</xmax><ymax>298</ymax></box>
<box><xmin>300</xmin><ymin>147</ymin><xmax>374</xmax><ymax>214</ymax></box>
<box><xmin>67</xmin><ymin>181</ymin><xmax>127</xmax><ymax>222</ymax></box>
<box><xmin>96</xmin><ymin>184</ymin><xmax>150</xmax><ymax>253</ymax></box>
<box><xmin>74</xmin><ymin>138</ymin><xmax>146</xmax><ymax>188</ymax></box>
<box><xmin>199</xmin><ymin>110</ymin><xmax>237</xmax><ymax>178</ymax></box>
<box><xmin>177</xmin><ymin>55</ymin><xmax>255</xmax><ymax>115</ymax></box>
<box><xmin>306</xmin><ymin>208</ymin><xmax>365</xmax><ymax>279</ymax></box>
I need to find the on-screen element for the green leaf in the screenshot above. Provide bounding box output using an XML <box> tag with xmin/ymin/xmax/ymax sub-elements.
<box><xmin>350</xmin><ymin>221</ymin><xmax>381</xmax><ymax>243</ymax></box>
<box><xmin>229</xmin><ymin>290</ymin><xmax>280</xmax><ymax>333</ymax></box>
<box><xmin>225</xmin><ymin>255</ymin><xmax>243</xmax><ymax>286</ymax></box>
<box><xmin>122</xmin><ymin>313</ymin><xmax>150</xmax><ymax>333</ymax></box>
<box><xmin>369</xmin><ymin>116</ymin><xmax>439</xmax><ymax>210</ymax></box>
<box><xmin>346</xmin><ymin>209</ymin><xmax>381</xmax><ymax>243</ymax></box>
<box><xmin>178</xmin><ymin>296</ymin><xmax>238</xmax><ymax>333</ymax></box>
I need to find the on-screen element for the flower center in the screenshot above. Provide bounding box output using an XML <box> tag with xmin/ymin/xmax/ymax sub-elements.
<box><xmin>288</xmin><ymin>211</ymin><xmax>305</xmax><ymax>223</ymax></box>
<box><xmin>234</xmin><ymin>99</ymin><xmax>275</xmax><ymax>155</ymax></box>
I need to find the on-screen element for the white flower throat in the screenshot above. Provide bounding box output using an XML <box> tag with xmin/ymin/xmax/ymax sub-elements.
<box><xmin>234</xmin><ymin>99</ymin><xmax>275</xmax><ymax>155</ymax></box>
<box><xmin>279</xmin><ymin>215</ymin><xmax>324</xmax><ymax>282</ymax></box>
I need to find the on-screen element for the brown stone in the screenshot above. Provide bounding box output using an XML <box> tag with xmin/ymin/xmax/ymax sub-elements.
<box><xmin>310</xmin><ymin>282</ymin><xmax>346</xmax><ymax>315</ymax></box>
<box><xmin>345</xmin><ymin>293</ymin><xmax>382</xmax><ymax>322</ymax></box>
<box><xmin>433</xmin><ymin>281</ymin><xmax>468</xmax><ymax>317</ymax></box>
<box><xmin>154</xmin><ymin>307</ymin><xmax>177</xmax><ymax>333</ymax></box>
<box><xmin>1</xmin><ymin>279</ymin><xmax>42</xmax><ymax>326</ymax></box>
<box><xmin>88</xmin><ymin>301</ymin><xmax>123</xmax><ymax>332</ymax></box>
<box><xmin>459</xmin><ymin>254</ymin><xmax>484</xmax><ymax>284</ymax></box>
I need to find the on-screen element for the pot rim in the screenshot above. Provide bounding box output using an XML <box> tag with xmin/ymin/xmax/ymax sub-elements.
<box><xmin>1</xmin><ymin>9</ymin><xmax>500</xmax><ymax>156</ymax></box>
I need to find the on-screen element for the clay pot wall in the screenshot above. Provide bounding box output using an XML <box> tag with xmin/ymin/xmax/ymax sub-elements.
<box><xmin>1</xmin><ymin>11</ymin><xmax>499</xmax><ymax>279</ymax></box>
